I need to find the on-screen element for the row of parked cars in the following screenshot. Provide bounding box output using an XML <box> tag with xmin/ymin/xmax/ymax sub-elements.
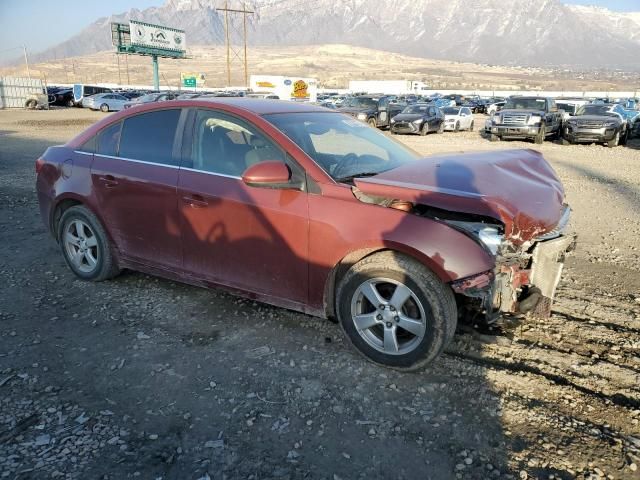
<box><xmin>328</xmin><ymin>92</ymin><xmax>639</xmax><ymax>148</ymax></box>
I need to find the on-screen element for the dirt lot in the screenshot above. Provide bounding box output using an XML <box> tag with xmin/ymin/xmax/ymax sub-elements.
<box><xmin>1</xmin><ymin>107</ymin><xmax>639</xmax><ymax>480</ymax></box>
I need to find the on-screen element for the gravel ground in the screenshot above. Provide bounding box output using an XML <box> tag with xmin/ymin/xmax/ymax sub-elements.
<box><xmin>0</xmin><ymin>108</ymin><xmax>639</xmax><ymax>480</ymax></box>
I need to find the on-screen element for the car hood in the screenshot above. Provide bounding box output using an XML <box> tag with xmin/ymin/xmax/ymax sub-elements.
<box><xmin>339</xmin><ymin>106</ymin><xmax>374</xmax><ymax>114</ymax></box>
<box><xmin>392</xmin><ymin>113</ymin><xmax>425</xmax><ymax>122</ymax></box>
<box><xmin>353</xmin><ymin>149</ymin><xmax>565</xmax><ymax>244</ymax></box>
<box><xmin>500</xmin><ymin>109</ymin><xmax>545</xmax><ymax>116</ymax></box>
<box><xmin>572</xmin><ymin>115</ymin><xmax>621</xmax><ymax>123</ymax></box>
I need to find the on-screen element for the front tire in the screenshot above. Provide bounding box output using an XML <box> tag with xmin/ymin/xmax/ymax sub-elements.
<box><xmin>58</xmin><ymin>206</ymin><xmax>120</xmax><ymax>281</ymax></box>
<box><xmin>436</xmin><ymin>122</ymin><xmax>444</xmax><ymax>134</ymax></box>
<box><xmin>607</xmin><ymin>131</ymin><xmax>620</xmax><ymax>148</ymax></box>
<box><xmin>469</xmin><ymin>121</ymin><xmax>475</xmax><ymax>131</ymax></box>
<box><xmin>534</xmin><ymin>124</ymin><xmax>546</xmax><ymax>144</ymax></box>
<box><xmin>100</xmin><ymin>103</ymin><xmax>109</xmax><ymax>113</ymax></box>
<box><xmin>455</xmin><ymin>121</ymin><xmax>460</xmax><ymax>132</ymax></box>
<box><xmin>490</xmin><ymin>133</ymin><xmax>500</xmax><ymax>142</ymax></box>
<box><xmin>336</xmin><ymin>251</ymin><xmax>457</xmax><ymax>371</ymax></box>
<box><xmin>419</xmin><ymin>123</ymin><xmax>428</xmax><ymax>136</ymax></box>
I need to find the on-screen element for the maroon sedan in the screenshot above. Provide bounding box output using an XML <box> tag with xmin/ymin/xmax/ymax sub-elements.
<box><xmin>36</xmin><ymin>99</ymin><xmax>575</xmax><ymax>370</ymax></box>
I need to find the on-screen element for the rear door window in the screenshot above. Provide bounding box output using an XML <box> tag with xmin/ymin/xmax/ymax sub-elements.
<box><xmin>97</xmin><ymin>122</ymin><xmax>122</xmax><ymax>157</ymax></box>
<box><xmin>119</xmin><ymin>109</ymin><xmax>181</xmax><ymax>165</ymax></box>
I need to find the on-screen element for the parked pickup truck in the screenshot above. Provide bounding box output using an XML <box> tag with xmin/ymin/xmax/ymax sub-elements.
<box><xmin>489</xmin><ymin>96</ymin><xmax>562</xmax><ymax>144</ymax></box>
<box><xmin>338</xmin><ymin>95</ymin><xmax>405</xmax><ymax>129</ymax></box>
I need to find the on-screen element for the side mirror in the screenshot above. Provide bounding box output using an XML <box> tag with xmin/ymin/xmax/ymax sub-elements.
<box><xmin>242</xmin><ymin>161</ymin><xmax>292</xmax><ymax>188</ymax></box>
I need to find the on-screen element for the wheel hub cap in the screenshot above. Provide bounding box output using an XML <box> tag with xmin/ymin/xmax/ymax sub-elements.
<box><xmin>350</xmin><ymin>278</ymin><xmax>427</xmax><ymax>356</ymax></box>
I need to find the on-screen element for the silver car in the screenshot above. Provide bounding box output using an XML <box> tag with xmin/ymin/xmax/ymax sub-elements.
<box><xmin>84</xmin><ymin>93</ymin><xmax>129</xmax><ymax>112</ymax></box>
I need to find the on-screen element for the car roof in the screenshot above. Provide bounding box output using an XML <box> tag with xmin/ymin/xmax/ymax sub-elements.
<box><xmin>189</xmin><ymin>97</ymin><xmax>330</xmax><ymax>115</ymax></box>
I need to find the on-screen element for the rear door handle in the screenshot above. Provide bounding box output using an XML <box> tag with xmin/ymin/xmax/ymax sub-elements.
<box><xmin>98</xmin><ymin>175</ymin><xmax>118</xmax><ymax>188</ymax></box>
<box><xmin>182</xmin><ymin>194</ymin><xmax>208</xmax><ymax>208</ymax></box>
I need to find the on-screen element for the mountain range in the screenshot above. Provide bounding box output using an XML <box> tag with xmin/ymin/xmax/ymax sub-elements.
<box><xmin>11</xmin><ymin>0</ymin><xmax>640</xmax><ymax>70</ymax></box>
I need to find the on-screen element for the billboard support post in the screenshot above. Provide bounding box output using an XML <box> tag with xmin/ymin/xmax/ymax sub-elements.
<box><xmin>152</xmin><ymin>55</ymin><xmax>159</xmax><ymax>90</ymax></box>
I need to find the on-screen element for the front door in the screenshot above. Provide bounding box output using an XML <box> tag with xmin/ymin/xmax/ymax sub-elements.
<box><xmin>178</xmin><ymin>109</ymin><xmax>309</xmax><ymax>304</ymax></box>
<box><xmin>90</xmin><ymin>108</ymin><xmax>184</xmax><ymax>269</ymax></box>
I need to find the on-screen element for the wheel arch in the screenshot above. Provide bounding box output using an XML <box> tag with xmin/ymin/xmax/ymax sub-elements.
<box><xmin>322</xmin><ymin>244</ymin><xmax>454</xmax><ymax>320</ymax></box>
<box><xmin>50</xmin><ymin>195</ymin><xmax>115</xmax><ymax>248</ymax></box>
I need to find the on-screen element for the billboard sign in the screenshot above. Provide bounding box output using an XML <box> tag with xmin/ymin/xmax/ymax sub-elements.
<box><xmin>129</xmin><ymin>20</ymin><xmax>186</xmax><ymax>53</ymax></box>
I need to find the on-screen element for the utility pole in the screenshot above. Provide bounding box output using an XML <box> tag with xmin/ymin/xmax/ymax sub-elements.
<box><xmin>216</xmin><ymin>1</ymin><xmax>254</xmax><ymax>88</ymax></box>
<box><xmin>22</xmin><ymin>45</ymin><xmax>30</xmax><ymax>79</ymax></box>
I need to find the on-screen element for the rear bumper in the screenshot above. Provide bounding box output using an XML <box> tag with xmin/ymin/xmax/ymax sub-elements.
<box><xmin>452</xmin><ymin>233</ymin><xmax>577</xmax><ymax>319</ymax></box>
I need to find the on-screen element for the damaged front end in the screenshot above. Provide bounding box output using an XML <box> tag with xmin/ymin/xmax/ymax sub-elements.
<box><xmin>450</xmin><ymin>206</ymin><xmax>576</xmax><ymax>321</ymax></box>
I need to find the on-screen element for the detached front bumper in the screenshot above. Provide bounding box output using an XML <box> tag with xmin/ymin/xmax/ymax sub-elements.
<box><xmin>391</xmin><ymin>122</ymin><xmax>420</xmax><ymax>134</ymax></box>
<box><xmin>491</xmin><ymin>124</ymin><xmax>541</xmax><ymax>139</ymax></box>
<box><xmin>563</xmin><ymin>126</ymin><xmax>617</xmax><ymax>143</ymax></box>
<box><xmin>452</xmin><ymin>233</ymin><xmax>577</xmax><ymax>320</ymax></box>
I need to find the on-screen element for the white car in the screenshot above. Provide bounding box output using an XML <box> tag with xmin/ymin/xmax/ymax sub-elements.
<box><xmin>442</xmin><ymin>106</ymin><xmax>474</xmax><ymax>132</ymax></box>
<box><xmin>486</xmin><ymin>101</ymin><xmax>506</xmax><ymax>116</ymax></box>
<box><xmin>83</xmin><ymin>93</ymin><xmax>129</xmax><ymax>112</ymax></box>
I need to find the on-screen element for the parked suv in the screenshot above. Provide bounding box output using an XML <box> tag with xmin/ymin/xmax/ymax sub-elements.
<box><xmin>489</xmin><ymin>96</ymin><xmax>562</xmax><ymax>144</ymax></box>
<box><xmin>562</xmin><ymin>104</ymin><xmax>628</xmax><ymax>147</ymax></box>
<box><xmin>35</xmin><ymin>99</ymin><xmax>574</xmax><ymax>371</ymax></box>
<box><xmin>338</xmin><ymin>95</ymin><xmax>404</xmax><ymax>129</ymax></box>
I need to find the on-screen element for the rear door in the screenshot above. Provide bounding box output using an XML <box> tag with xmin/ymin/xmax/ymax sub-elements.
<box><xmin>90</xmin><ymin>108</ymin><xmax>185</xmax><ymax>269</ymax></box>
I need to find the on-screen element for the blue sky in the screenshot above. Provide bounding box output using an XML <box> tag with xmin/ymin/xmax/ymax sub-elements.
<box><xmin>0</xmin><ymin>0</ymin><xmax>638</xmax><ymax>62</ymax></box>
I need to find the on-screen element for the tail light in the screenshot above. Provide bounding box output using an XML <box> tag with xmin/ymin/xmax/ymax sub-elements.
<box><xmin>35</xmin><ymin>157</ymin><xmax>45</xmax><ymax>174</ymax></box>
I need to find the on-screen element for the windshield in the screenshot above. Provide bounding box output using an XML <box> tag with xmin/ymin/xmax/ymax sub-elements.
<box><xmin>504</xmin><ymin>98</ymin><xmax>547</xmax><ymax>110</ymax></box>
<box><xmin>577</xmin><ymin>105</ymin><xmax>615</xmax><ymax>116</ymax></box>
<box><xmin>441</xmin><ymin>107</ymin><xmax>460</xmax><ymax>115</ymax></box>
<box><xmin>264</xmin><ymin>112</ymin><xmax>421</xmax><ymax>182</ymax></box>
<box><xmin>342</xmin><ymin>97</ymin><xmax>378</xmax><ymax>109</ymax></box>
<box><xmin>402</xmin><ymin>104</ymin><xmax>429</xmax><ymax>114</ymax></box>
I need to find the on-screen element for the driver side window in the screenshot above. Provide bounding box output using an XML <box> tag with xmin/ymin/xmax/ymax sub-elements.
<box><xmin>191</xmin><ymin>110</ymin><xmax>286</xmax><ymax>177</ymax></box>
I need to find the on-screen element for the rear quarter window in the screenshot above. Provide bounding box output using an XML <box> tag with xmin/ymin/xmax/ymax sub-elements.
<box><xmin>118</xmin><ymin>109</ymin><xmax>181</xmax><ymax>165</ymax></box>
<box><xmin>97</xmin><ymin>122</ymin><xmax>122</xmax><ymax>157</ymax></box>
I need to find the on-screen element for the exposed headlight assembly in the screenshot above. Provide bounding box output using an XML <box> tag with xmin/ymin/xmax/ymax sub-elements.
<box><xmin>357</xmin><ymin>113</ymin><xmax>367</xmax><ymax>120</ymax></box>
<box><xmin>446</xmin><ymin>221</ymin><xmax>504</xmax><ymax>256</ymax></box>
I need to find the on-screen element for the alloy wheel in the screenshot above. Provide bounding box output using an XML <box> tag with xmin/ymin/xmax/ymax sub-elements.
<box><xmin>64</xmin><ymin>220</ymin><xmax>99</xmax><ymax>274</ymax></box>
<box><xmin>350</xmin><ymin>278</ymin><xmax>427</xmax><ymax>355</ymax></box>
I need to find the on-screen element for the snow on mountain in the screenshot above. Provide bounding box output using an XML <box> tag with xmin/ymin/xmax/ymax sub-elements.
<box><xmin>12</xmin><ymin>0</ymin><xmax>640</xmax><ymax>70</ymax></box>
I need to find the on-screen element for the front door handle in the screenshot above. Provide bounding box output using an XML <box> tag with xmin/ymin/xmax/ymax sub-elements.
<box><xmin>182</xmin><ymin>194</ymin><xmax>208</xmax><ymax>208</ymax></box>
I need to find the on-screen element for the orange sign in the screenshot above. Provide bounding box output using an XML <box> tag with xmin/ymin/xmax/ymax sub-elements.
<box><xmin>292</xmin><ymin>80</ymin><xmax>309</xmax><ymax>98</ymax></box>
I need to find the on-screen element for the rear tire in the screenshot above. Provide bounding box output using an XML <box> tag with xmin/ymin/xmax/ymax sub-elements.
<box><xmin>25</xmin><ymin>99</ymin><xmax>37</xmax><ymax>109</ymax></box>
<box><xmin>455</xmin><ymin>121</ymin><xmax>460</xmax><ymax>132</ymax></box>
<box><xmin>419</xmin><ymin>123</ymin><xmax>428</xmax><ymax>136</ymax></box>
<box><xmin>367</xmin><ymin>117</ymin><xmax>377</xmax><ymax>129</ymax></box>
<box><xmin>57</xmin><ymin>206</ymin><xmax>120</xmax><ymax>282</ymax></box>
<box><xmin>336</xmin><ymin>251</ymin><xmax>457</xmax><ymax>371</ymax></box>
